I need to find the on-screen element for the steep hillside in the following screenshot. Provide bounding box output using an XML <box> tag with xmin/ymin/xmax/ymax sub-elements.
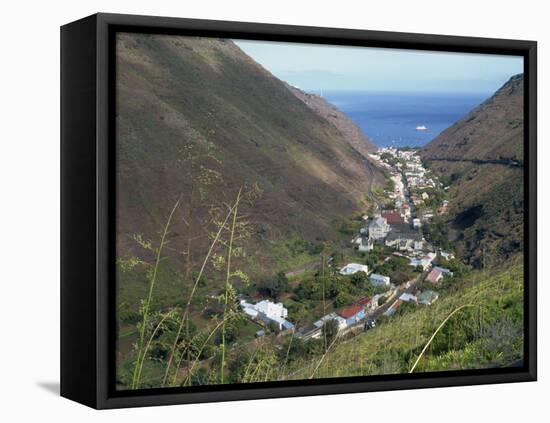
<box><xmin>115</xmin><ymin>33</ymin><xmax>384</xmax><ymax>284</ymax></box>
<box><xmin>422</xmin><ymin>74</ymin><xmax>524</xmax><ymax>162</ymax></box>
<box><xmin>286</xmin><ymin>84</ymin><xmax>378</xmax><ymax>157</ymax></box>
<box><xmin>421</xmin><ymin>75</ymin><xmax>524</xmax><ymax>267</ymax></box>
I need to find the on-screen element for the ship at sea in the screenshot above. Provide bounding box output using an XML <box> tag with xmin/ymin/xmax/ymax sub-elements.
<box><xmin>416</xmin><ymin>125</ymin><xmax>428</xmax><ymax>131</ymax></box>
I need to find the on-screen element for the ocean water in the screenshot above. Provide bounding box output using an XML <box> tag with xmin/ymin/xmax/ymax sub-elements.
<box><xmin>322</xmin><ymin>91</ymin><xmax>488</xmax><ymax>147</ymax></box>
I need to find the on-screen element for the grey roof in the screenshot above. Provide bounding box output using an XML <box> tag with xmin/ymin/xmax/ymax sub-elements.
<box><xmin>418</xmin><ymin>290</ymin><xmax>439</xmax><ymax>304</ymax></box>
<box><xmin>282</xmin><ymin>320</ymin><xmax>295</xmax><ymax>329</ymax></box>
<box><xmin>369</xmin><ymin>217</ymin><xmax>387</xmax><ymax>228</ymax></box>
<box><xmin>386</xmin><ymin>228</ymin><xmax>421</xmax><ymax>242</ymax></box>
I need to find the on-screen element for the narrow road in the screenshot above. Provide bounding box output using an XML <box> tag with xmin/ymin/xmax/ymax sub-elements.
<box><xmin>400</xmin><ymin>168</ymin><xmax>417</xmax><ymax>219</ymax></box>
<box><xmin>427</xmin><ymin>157</ymin><xmax>523</xmax><ymax>168</ymax></box>
<box><xmin>285</xmin><ymin>260</ymin><xmax>320</xmax><ymax>278</ymax></box>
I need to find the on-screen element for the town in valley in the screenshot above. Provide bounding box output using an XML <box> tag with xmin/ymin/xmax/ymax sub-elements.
<box><xmin>238</xmin><ymin>147</ymin><xmax>460</xmax><ymax>346</ymax></box>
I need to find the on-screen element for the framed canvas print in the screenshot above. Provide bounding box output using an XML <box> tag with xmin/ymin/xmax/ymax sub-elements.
<box><xmin>60</xmin><ymin>13</ymin><xmax>537</xmax><ymax>409</ymax></box>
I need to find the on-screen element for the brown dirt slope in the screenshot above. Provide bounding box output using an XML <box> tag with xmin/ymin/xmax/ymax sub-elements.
<box><xmin>115</xmin><ymin>33</ymin><xmax>384</xmax><ymax>274</ymax></box>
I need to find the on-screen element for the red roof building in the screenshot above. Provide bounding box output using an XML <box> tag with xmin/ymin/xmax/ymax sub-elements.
<box><xmin>426</xmin><ymin>268</ymin><xmax>443</xmax><ymax>284</ymax></box>
<box><xmin>338</xmin><ymin>304</ymin><xmax>363</xmax><ymax>319</ymax></box>
<box><xmin>382</xmin><ymin>211</ymin><xmax>405</xmax><ymax>225</ymax></box>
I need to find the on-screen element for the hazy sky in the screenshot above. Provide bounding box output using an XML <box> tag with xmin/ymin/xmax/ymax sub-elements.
<box><xmin>235</xmin><ymin>39</ymin><xmax>523</xmax><ymax>94</ymax></box>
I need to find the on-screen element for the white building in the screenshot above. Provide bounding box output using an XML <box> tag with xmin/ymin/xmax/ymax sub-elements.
<box><xmin>334</xmin><ymin>316</ymin><xmax>348</xmax><ymax>330</ymax></box>
<box><xmin>240</xmin><ymin>299</ymin><xmax>294</xmax><ymax>331</ymax></box>
<box><xmin>313</xmin><ymin>313</ymin><xmax>348</xmax><ymax>331</ymax></box>
<box><xmin>339</xmin><ymin>263</ymin><xmax>369</xmax><ymax>276</ymax></box>
<box><xmin>313</xmin><ymin>312</ymin><xmax>337</xmax><ymax>328</ymax></box>
<box><xmin>440</xmin><ymin>251</ymin><xmax>455</xmax><ymax>260</ymax></box>
<box><xmin>254</xmin><ymin>299</ymin><xmax>288</xmax><ymax>319</ymax></box>
<box><xmin>369</xmin><ymin>216</ymin><xmax>390</xmax><ymax>239</ymax></box>
<box><xmin>399</xmin><ymin>293</ymin><xmax>417</xmax><ymax>302</ymax></box>
<box><xmin>409</xmin><ymin>252</ymin><xmax>437</xmax><ymax>270</ymax></box>
<box><xmin>242</xmin><ymin>307</ymin><xmax>259</xmax><ymax>318</ymax></box>
<box><xmin>370</xmin><ymin>273</ymin><xmax>390</xmax><ymax>286</ymax></box>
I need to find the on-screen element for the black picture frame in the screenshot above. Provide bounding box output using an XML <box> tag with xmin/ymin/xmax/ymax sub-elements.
<box><xmin>60</xmin><ymin>12</ymin><xmax>537</xmax><ymax>409</ymax></box>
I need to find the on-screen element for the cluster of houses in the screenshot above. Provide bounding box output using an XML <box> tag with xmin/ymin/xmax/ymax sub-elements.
<box><xmin>239</xmin><ymin>251</ymin><xmax>452</xmax><ymax>340</ymax></box>
<box><xmin>338</xmin><ymin>262</ymin><xmax>391</xmax><ymax>287</ymax></box>
<box><xmin>354</xmin><ymin>150</ymin><xmax>434</xmax><ymax>255</ymax></box>
<box><xmin>296</xmin><ymin>294</ymin><xmax>383</xmax><ymax>340</ymax></box>
<box><xmin>352</xmin><ymin>213</ymin><xmax>425</xmax><ymax>254</ymax></box>
<box><xmin>370</xmin><ymin>147</ymin><xmax>436</xmax><ymax>190</ymax></box>
<box><xmin>409</xmin><ymin>252</ymin><xmax>437</xmax><ymax>270</ymax></box>
<box><xmin>426</xmin><ymin>265</ymin><xmax>454</xmax><ymax>283</ymax></box>
<box><xmin>268</xmin><ymin>263</ymin><xmax>392</xmax><ymax>340</ymax></box>
<box><xmin>370</xmin><ymin>147</ymin><xmax>450</xmax><ymax>224</ymax></box>
<box><xmin>332</xmin><ymin>257</ymin><xmax>445</xmax><ymax>321</ymax></box>
<box><xmin>378</xmin><ymin>262</ymin><xmax>453</xmax><ymax>316</ymax></box>
<box><xmin>239</xmin><ymin>294</ymin><xmax>377</xmax><ymax>340</ymax></box>
<box><xmin>238</xmin><ymin>148</ymin><xmax>458</xmax><ymax>343</ymax></box>
<box><xmin>401</xmin><ymin>152</ymin><xmax>437</xmax><ymax>191</ymax></box>
<box><xmin>356</xmin><ymin>148</ymin><xmax>457</xmax><ymax>266</ymax></box>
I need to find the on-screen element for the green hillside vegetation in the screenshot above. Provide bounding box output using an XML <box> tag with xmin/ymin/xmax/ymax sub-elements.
<box><xmin>421</xmin><ymin>75</ymin><xmax>524</xmax><ymax>267</ymax></box>
<box><xmin>282</xmin><ymin>259</ymin><xmax>523</xmax><ymax>380</ymax></box>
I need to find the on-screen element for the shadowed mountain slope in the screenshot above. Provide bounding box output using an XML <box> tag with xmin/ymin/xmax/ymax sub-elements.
<box><xmin>286</xmin><ymin>84</ymin><xmax>378</xmax><ymax>157</ymax></box>
<box><xmin>421</xmin><ymin>74</ymin><xmax>524</xmax><ymax>266</ymax></box>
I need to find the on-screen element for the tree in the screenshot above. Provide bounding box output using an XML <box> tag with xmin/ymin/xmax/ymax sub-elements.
<box><xmin>287</xmin><ymin>301</ymin><xmax>310</xmax><ymax>325</ymax></box>
<box><xmin>350</xmin><ymin>272</ymin><xmax>368</xmax><ymax>288</ymax></box>
<box><xmin>334</xmin><ymin>291</ymin><xmax>354</xmax><ymax>308</ymax></box>
<box><xmin>192</xmin><ymin>270</ymin><xmax>207</xmax><ymax>287</ymax></box>
<box><xmin>267</xmin><ymin>321</ymin><xmax>280</xmax><ymax>333</ymax></box>
<box><xmin>365</xmin><ymin>252</ymin><xmax>378</xmax><ymax>269</ymax></box>
<box><xmin>278</xmin><ymin>337</ymin><xmax>308</xmax><ymax>363</ymax></box>
<box><xmin>257</xmin><ymin>271</ymin><xmax>289</xmax><ymax>299</ymax></box>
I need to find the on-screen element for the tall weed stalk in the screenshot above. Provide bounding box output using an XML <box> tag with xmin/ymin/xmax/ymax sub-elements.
<box><xmin>131</xmin><ymin>199</ymin><xmax>179</xmax><ymax>389</ymax></box>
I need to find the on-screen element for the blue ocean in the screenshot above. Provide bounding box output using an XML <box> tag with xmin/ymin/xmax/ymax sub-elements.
<box><xmin>322</xmin><ymin>91</ymin><xmax>488</xmax><ymax>147</ymax></box>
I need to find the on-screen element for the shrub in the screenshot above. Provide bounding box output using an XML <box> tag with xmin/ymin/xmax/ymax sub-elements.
<box><xmin>257</xmin><ymin>271</ymin><xmax>289</xmax><ymax>299</ymax></box>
